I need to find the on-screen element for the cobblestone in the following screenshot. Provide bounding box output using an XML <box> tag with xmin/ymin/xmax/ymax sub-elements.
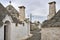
<box><xmin>25</xmin><ymin>29</ymin><xmax>41</xmax><ymax>40</ymax></box>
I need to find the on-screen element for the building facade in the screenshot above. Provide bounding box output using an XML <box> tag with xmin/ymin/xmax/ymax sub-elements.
<box><xmin>0</xmin><ymin>3</ymin><xmax>30</xmax><ymax>40</ymax></box>
<box><xmin>41</xmin><ymin>1</ymin><xmax>60</xmax><ymax>40</ymax></box>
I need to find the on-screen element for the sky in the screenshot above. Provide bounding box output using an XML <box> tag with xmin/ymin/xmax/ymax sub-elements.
<box><xmin>0</xmin><ymin>0</ymin><xmax>60</xmax><ymax>23</ymax></box>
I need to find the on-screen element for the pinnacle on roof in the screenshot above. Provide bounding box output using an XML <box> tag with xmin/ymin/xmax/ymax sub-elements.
<box><xmin>9</xmin><ymin>1</ymin><xmax>11</xmax><ymax>5</ymax></box>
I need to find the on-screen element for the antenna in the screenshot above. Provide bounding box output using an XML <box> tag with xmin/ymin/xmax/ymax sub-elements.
<box><xmin>30</xmin><ymin>13</ymin><xmax>32</xmax><ymax>22</ymax></box>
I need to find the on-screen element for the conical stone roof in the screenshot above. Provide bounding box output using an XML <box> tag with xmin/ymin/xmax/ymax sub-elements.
<box><xmin>42</xmin><ymin>10</ymin><xmax>60</xmax><ymax>28</ymax></box>
<box><xmin>6</xmin><ymin>5</ymin><xmax>19</xmax><ymax>17</ymax></box>
<box><xmin>0</xmin><ymin>3</ymin><xmax>22</xmax><ymax>27</ymax></box>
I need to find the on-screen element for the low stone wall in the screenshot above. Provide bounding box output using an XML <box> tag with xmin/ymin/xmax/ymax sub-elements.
<box><xmin>41</xmin><ymin>27</ymin><xmax>60</xmax><ymax>40</ymax></box>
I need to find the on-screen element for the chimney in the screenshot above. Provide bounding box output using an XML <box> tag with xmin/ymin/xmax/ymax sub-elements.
<box><xmin>47</xmin><ymin>1</ymin><xmax>56</xmax><ymax>20</ymax></box>
<box><xmin>19</xmin><ymin>6</ymin><xmax>25</xmax><ymax>21</ymax></box>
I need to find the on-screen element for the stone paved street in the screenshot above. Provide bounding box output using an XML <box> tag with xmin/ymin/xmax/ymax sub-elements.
<box><xmin>25</xmin><ymin>29</ymin><xmax>41</xmax><ymax>40</ymax></box>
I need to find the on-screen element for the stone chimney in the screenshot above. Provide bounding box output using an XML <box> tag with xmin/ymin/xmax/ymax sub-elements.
<box><xmin>19</xmin><ymin>6</ymin><xmax>25</xmax><ymax>21</ymax></box>
<box><xmin>47</xmin><ymin>1</ymin><xmax>56</xmax><ymax>20</ymax></box>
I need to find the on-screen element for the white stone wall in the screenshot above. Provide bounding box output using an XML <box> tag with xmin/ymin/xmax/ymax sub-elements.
<box><xmin>15</xmin><ymin>23</ymin><xmax>28</xmax><ymax>40</ymax></box>
<box><xmin>2</xmin><ymin>15</ymin><xmax>13</xmax><ymax>23</ymax></box>
<box><xmin>10</xmin><ymin>23</ymin><xmax>30</xmax><ymax>40</ymax></box>
<box><xmin>0</xmin><ymin>15</ymin><xmax>30</xmax><ymax>40</ymax></box>
<box><xmin>0</xmin><ymin>23</ymin><xmax>30</xmax><ymax>40</ymax></box>
<box><xmin>0</xmin><ymin>26</ymin><xmax>4</xmax><ymax>40</ymax></box>
<box><xmin>41</xmin><ymin>27</ymin><xmax>60</xmax><ymax>40</ymax></box>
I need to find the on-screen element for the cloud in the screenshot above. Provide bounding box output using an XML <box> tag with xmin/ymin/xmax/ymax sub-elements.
<box><xmin>31</xmin><ymin>8</ymin><xmax>48</xmax><ymax>16</ymax></box>
<box><xmin>0</xmin><ymin>0</ymin><xmax>60</xmax><ymax>23</ymax></box>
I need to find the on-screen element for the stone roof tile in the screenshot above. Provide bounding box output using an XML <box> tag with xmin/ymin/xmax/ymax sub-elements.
<box><xmin>42</xmin><ymin>10</ymin><xmax>60</xmax><ymax>28</ymax></box>
<box><xmin>0</xmin><ymin>3</ymin><xmax>21</xmax><ymax>27</ymax></box>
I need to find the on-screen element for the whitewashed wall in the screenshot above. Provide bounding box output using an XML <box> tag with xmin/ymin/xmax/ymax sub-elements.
<box><xmin>41</xmin><ymin>27</ymin><xmax>60</xmax><ymax>40</ymax></box>
<box><xmin>0</xmin><ymin>15</ymin><xmax>12</xmax><ymax>40</ymax></box>
<box><xmin>0</xmin><ymin>25</ymin><xmax>4</xmax><ymax>40</ymax></box>
<box><xmin>10</xmin><ymin>23</ymin><xmax>30</xmax><ymax>40</ymax></box>
<box><xmin>0</xmin><ymin>15</ymin><xmax>30</xmax><ymax>40</ymax></box>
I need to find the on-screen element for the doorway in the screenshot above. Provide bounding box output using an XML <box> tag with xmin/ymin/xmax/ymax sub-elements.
<box><xmin>4</xmin><ymin>21</ymin><xmax>10</xmax><ymax>40</ymax></box>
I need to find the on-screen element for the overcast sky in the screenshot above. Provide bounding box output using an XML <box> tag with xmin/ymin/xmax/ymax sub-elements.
<box><xmin>0</xmin><ymin>0</ymin><xmax>60</xmax><ymax>23</ymax></box>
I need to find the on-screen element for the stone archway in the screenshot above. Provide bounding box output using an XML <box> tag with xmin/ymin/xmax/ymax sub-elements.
<box><xmin>4</xmin><ymin>21</ymin><xmax>11</xmax><ymax>40</ymax></box>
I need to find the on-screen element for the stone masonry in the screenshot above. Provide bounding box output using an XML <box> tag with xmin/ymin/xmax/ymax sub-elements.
<box><xmin>41</xmin><ymin>27</ymin><xmax>60</xmax><ymax>40</ymax></box>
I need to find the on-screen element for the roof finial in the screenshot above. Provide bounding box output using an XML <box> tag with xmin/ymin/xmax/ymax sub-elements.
<box><xmin>9</xmin><ymin>1</ymin><xmax>11</xmax><ymax>5</ymax></box>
